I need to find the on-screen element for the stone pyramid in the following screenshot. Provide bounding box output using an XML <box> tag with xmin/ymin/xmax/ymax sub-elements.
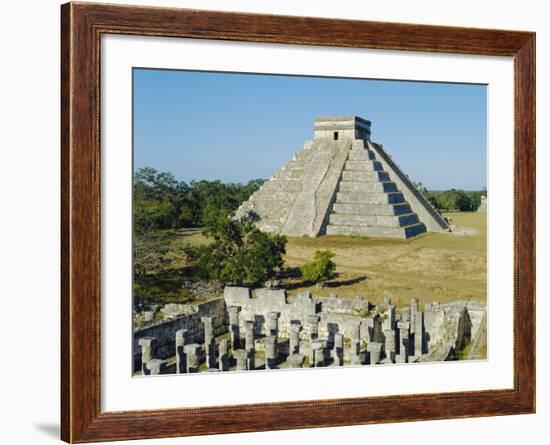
<box><xmin>236</xmin><ymin>116</ymin><xmax>450</xmax><ymax>239</ymax></box>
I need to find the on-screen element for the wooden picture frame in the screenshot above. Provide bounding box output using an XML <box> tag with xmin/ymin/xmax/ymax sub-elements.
<box><xmin>61</xmin><ymin>2</ymin><xmax>535</xmax><ymax>442</ymax></box>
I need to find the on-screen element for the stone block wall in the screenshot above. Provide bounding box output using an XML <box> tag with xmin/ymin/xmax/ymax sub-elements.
<box><xmin>133</xmin><ymin>298</ymin><xmax>226</xmax><ymax>372</ymax></box>
<box><xmin>224</xmin><ymin>287</ymin><xmax>381</xmax><ymax>342</ymax></box>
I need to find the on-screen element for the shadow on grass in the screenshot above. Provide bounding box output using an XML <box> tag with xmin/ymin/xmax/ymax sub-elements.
<box><xmin>279</xmin><ymin>268</ymin><xmax>368</xmax><ymax>291</ymax></box>
<box><xmin>325</xmin><ymin>275</ymin><xmax>368</xmax><ymax>288</ymax></box>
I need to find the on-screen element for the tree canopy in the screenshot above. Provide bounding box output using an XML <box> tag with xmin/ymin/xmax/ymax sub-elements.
<box><xmin>188</xmin><ymin>212</ymin><xmax>287</xmax><ymax>286</ymax></box>
<box><xmin>134</xmin><ymin>167</ymin><xmax>264</xmax><ymax>233</ymax></box>
<box><xmin>414</xmin><ymin>182</ymin><xmax>486</xmax><ymax>212</ymax></box>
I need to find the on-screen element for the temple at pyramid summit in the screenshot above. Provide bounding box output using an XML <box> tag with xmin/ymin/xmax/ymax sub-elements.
<box><xmin>236</xmin><ymin>116</ymin><xmax>450</xmax><ymax>239</ymax></box>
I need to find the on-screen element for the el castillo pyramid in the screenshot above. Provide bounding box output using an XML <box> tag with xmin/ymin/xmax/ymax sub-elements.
<box><xmin>236</xmin><ymin>116</ymin><xmax>450</xmax><ymax>239</ymax></box>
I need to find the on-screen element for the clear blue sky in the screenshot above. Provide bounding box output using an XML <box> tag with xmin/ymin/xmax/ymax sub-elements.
<box><xmin>133</xmin><ymin>68</ymin><xmax>486</xmax><ymax>190</ymax></box>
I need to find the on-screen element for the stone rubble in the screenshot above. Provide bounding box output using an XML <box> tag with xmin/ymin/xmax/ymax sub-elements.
<box><xmin>134</xmin><ymin>286</ymin><xmax>486</xmax><ymax>375</ymax></box>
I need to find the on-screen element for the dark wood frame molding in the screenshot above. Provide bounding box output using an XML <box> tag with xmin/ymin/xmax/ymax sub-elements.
<box><xmin>61</xmin><ymin>2</ymin><xmax>536</xmax><ymax>442</ymax></box>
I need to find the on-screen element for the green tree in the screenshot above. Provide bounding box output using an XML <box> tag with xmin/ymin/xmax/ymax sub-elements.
<box><xmin>189</xmin><ymin>213</ymin><xmax>286</xmax><ymax>285</ymax></box>
<box><xmin>134</xmin><ymin>168</ymin><xmax>265</xmax><ymax>230</ymax></box>
<box><xmin>300</xmin><ymin>250</ymin><xmax>336</xmax><ymax>288</ymax></box>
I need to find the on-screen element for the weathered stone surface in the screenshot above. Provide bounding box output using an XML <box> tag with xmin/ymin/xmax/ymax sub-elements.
<box><xmin>383</xmin><ymin>329</ymin><xmax>396</xmax><ymax>363</ymax></box>
<box><xmin>219</xmin><ymin>339</ymin><xmax>229</xmax><ymax>371</ymax></box>
<box><xmin>228</xmin><ymin>305</ymin><xmax>241</xmax><ymax>349</ymax></box>
<box><xmin>421</xmin><ymin>301</ymin><xmax>477</xmax><ymax>362</ymax></box>
<box><xmin>175</xmin><ymin>329</ymin><xmax>188</xmax><ymax>374</ymax></box>
<box><xmin>264</xmin><ymin>335</ymin><xmax>278</xmax><ymax>369</ymax></box>
<box><xmin>266</xmin><ymin>311</ymin><xmax>280</xmax><ymax>337</ymax></box>
<box><xmin>236</xmin><ymin>116</ymin><xmax>448</xmax><ymax>238</ymax></box>
<box><xmin>201</xmin><ymin>316</ymin><xmax>216</xmax><ymax>368</ymax></box>
<box><xmin>138</xmin><ymin>337</ymin><xmax>157</xmax><ymax>373</ymax></box>
<box><xmin>244</xmin><ymin>320</ymin><xmax>255</xmax><ymax>352</ymax></box>
<box><xmin>133</xmin><ymin>298</ymin><xmax>226</xmax><ymax>373</ymax></box>
<box><xmin>145</xmin><ymin>359</ymin><xmax>168</xmax><ymax>375</ymax></box>
<box><xmin>233</xmin><ymin>349</ymin><xmax>248</xmax><ymax>371</ymax></box>
<box><xmin>134</xmin><ymin>284</ymin><xmax>485</xmax><ymax>375</ymax></box>
<box><xmin>184</xmin><ymin>343</ymin><xmax>201</xmax><ymax>373</ymax></box>
<box><xmin>333</xmin><ymin>333</ymin><xmax>344</xmax><ymax>366</ymax></box>
<box><xmin>477</xmin><ymin>195</ymin><xmax>487</xmax><ymax>212</ymax></box>
<box><xmin>287</xmin><ymin>353</ymin><xmax>305</xmax><ymax>368</ymax></box>
<box><xmin>312</xmin><ymin>340</ymin><xmax>325</xmax><ymax>367</ymax></box>
<box><xmin>367</xmin><ymin>342</ymin><xmax>384</xmax><ymax>364</ymax></box>
<box><xmin>289</xmin><ymin>322</ymin><xmax>302</xmax><ymax>355</ymax></box>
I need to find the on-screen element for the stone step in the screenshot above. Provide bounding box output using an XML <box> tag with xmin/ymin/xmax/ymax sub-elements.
<box><xmin>342</xmin><ymin>171</ymin><xmax>390</xmax><ymax>182</ymax></box>
<box><xmin>328</xmin><ymin>213</ymin><xmax>419</xmax><ymax>228</ymax></box>
<box><xmin>335</xmin><ymin>191</ymin><xmax>405</xmax><ymax>204</ymax></box>
<box><xmin>348</xmin><ymin>150</ymin><xmax>376</xmax><ymax>161</ymax></box>
<box><xmin>252</xmin><ymin>189</ymin><xmax>296</xmax><ymax>202</ymax></box>
<box><xmin>338</xmin><ymin>180</ymin><xmax>398</xmax><ymax>193</ymax></box>
<box><xmin>246</xmin><ymin>201</ymin><xmax>291</xmax><ymax>214</ymax></box>
<box><xmin>260</xmin><ymin>179</ymin><xmax>303</xmax><ymax>192</ymax></box>
<box><xmin>272</xmin><ymin>169</ymin><xmax>304</xmax><ymax>181</ymax></box>
<box><xmin>345</xmin><ymin>160</ymin><xmax>383</xmax><ymax>171</ymax></box>
<box><xmin>325</xmin><ymin>222</ymin><xmax>427</xmax><ymax>239</ymax></box>
<box><xmin>332</xmin><ymin>202</ymin><xmax>413</xmax><ymax>216</ymax></box>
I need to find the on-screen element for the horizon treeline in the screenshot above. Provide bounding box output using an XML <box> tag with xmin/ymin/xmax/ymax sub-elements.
<box><xmin>414</xmin><ymin>182</ymin><xmax>487</xmax><ymax>213</ymax></box>
<box><xmin>134</xmin><ymin>167</ymin><xmax>486</xmax><ymax>234</ymax></box>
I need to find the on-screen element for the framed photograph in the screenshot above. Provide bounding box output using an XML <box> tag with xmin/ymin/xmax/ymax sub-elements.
<box><xmin>61</xmin><ymin>2</ymin><xmax>535</xmax><ymax>442</ymax></box>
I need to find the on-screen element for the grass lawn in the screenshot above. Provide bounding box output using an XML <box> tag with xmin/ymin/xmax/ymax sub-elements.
<box><xmin>171</xmin><ymin>212</ymin><xmax>486</xmax><ymax>309</ymax></box>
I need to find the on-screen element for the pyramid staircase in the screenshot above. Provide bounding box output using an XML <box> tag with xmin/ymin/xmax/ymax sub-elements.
<box><xmin>325</xmin><ymin>145</ymin><xmax>427</xmax><ymax>239</ymax></box>
<box><xmin>236</xmin><ymin>116</ymin><xmax>449</xmax><ymax>239</ymax></box>
<box><xmin>236</xmin><ymin>139</ymin><xmax>352</xmax><ymax>236</ymax></box>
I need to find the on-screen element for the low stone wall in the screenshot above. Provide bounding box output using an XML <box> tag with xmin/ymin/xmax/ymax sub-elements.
<box><xmin>133</xmin><ymin>298</ymin><xmax>227</xmax><ymax>372</ymax></box>
<box><xmin>224</xmin><ymin>287</ymin><xmax>381</xmax><ymax>342</ymax></box>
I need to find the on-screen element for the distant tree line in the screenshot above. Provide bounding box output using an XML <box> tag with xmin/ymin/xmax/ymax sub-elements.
<box><xmin>414</xmin><ymin>182</ymin><xmax>487</xmax><ymax>212</ymax></box>
<box><xmin>134</xmin><ymin>167</ymin><xmax>264</xmax><ymax>235</ymax></box>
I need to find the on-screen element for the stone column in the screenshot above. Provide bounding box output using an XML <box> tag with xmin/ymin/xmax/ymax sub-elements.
<box><xmin>312</xmin><ymin>340</ymin><xmax>325</xmax><ymax>367</ymax></box>
<box><xmin>350</xmin><ymin>339</ymin><xmax>362</xmax><ymax>365</ymax></box>
<box><xmin>144</xmin><ymin>358</ymin><xmax>168</xmax><ymax>375</ymax></box>
<box><xmin>138</xmin><ymin>337</ymin><xmax>157</xmax><ymax>373</ymax></box>
<box><xmin>367</xmin><ymin>342</ymin><xmax>383</xmax><ymax>364</ymax></box>
<box><xmin>244</xmin><ymin>320</ymin><xmax>255</xmax><ymax>352</ymax></box>
<box><xmin>307</xmin><ymin>314</ymin><xmax>320</xmax><ymax>340</ymax></box>
<box><xmin>333</xmin><ymin>333</ymin><xmax>344</xmax><ymax>366</ymax></box>
<box><xmin>351</xmin><ymin>322</ymin><xmax>361</xmax><ymax>340</ymax></box>
<box><xmin>289</xmin><ymin>322</ymin><xmax>302</xmax><ymax>355</ymax></box>
<box><xmin>287</xmin><ymin>353</ymin><xmax>305</xmax><ymax>368</ymax></box>
<box><xmin>396</xmin><ymin>321</ymin><xmax>410</xmax><ymax>363</ymax></box>
<box><xmin>307</xmin><ymin>315</ymin><xmax>320</xmax><ymax>363</ymax></box>
<box><xmin>413</xmin><ymin>310</ymin><xmax>424</xmax><ymax>357</ymax></box>
<box><xmin>201</xmin><ymin>316</ymin><xmax>217</xmax><ymax>369</ymax></box>
<box><xmin>401</xmin><ymin>306</ymin><xmax>411</xmax><ymax>322</ymax></box>
<box><xmin>264</xmin><ymin>335</ymin><xmax>277</xmax><ymax>369</ymax></box>
<box><xmin>228</xmin><ymin>306</ymin><xmax>241</xmax><ymax>349</ymax></box>
<box><xmin>233</xmin><ymin>349</ymin><xmax>248</xmax><ymax>371</ymax></box>
<box><xmin>219</xmin><ymin>339</ymin><xmax>229</xmax><ymax>371</ymax></box>
<box><xmin>267</xmin><ymin>312</ymin><xmax>279</xmax><ymax>338</ymax></box>
<box><xmin>383</xmin><ymin>329</ymin><xmax>396</xmax><ymax>363</ymax></box>
<box><xmin>383</xmin><ymin>300</ymin><xmax>396</xmax><ymax>331</ymax></box>
<box><xmin>184</xmin><ymin>343</ymin><xmax>201</xmax><ymax>373</ymax></box>
<box><xmin>175</xmin><ymin>329</ymin><xmax>188</xmax><ymax>374</ymax></box>
<box><xmin>410</xmin><ymin>298</ymin><xmax>419</xmax><ymax>334</ymax></box>
<box><xmin>350</xmin><ymin>321</ymin><xmax>362</xmax><ymax>365</ymax></box>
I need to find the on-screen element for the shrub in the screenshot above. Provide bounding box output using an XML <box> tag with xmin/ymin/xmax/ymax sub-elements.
<box><xmin>300</xmin><ymin>250</ymin><xmax>336</xmax><ymax>288</ymax></box>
